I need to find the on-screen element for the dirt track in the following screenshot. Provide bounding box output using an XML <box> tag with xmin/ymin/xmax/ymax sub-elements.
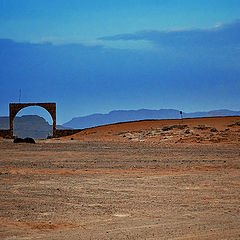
<box><xmin>0</xmin><ymin>117</ymin><xmax>240</xmax><ymax>239</ymax></box>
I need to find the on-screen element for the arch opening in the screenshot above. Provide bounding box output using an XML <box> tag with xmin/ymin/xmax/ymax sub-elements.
<box><xmin>13</xmin><ymin>106</ymin><xmax>53</xmax><ymax>139</ymax></box>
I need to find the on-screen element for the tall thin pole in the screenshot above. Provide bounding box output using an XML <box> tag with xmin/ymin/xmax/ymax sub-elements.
<box><xmin>19</xmin><ymin>89</ymin><xmax>21</xmax><ymax>103</ymax></box>
<box><xmin>179</xmin><ymin>111</ymin><xmax>183</xmax><ymax>123</ymax></box>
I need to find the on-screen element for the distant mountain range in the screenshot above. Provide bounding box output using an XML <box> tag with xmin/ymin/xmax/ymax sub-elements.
<box><xmin>62</xmin><ymin>109</ymin><xmax>240</xmax><ymax>129</ymax></box>
<box><xmin>1</xmin><ymin>109</ymin><xmax>239</xmax><ymax>138</ymax></box>
<box><xmin>0</xmin><ymin>115</ymin><xmax>66</xmax><ymax>139</ymax></box>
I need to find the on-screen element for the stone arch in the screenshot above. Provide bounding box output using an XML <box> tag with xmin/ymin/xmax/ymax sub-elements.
<box><xmin>9</xmin><ymin>103</ymin><xmax>56</xmax><ymax>138</ymax></box>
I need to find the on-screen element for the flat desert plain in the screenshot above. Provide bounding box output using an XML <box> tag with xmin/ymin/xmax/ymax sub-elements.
<box><xmin>0</xmin><ymin>116</ymin><xmax>240</xmax><ymax>239</ymax></box>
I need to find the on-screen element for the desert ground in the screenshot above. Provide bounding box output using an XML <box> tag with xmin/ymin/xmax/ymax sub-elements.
<box><xmin>0</xmin><ymin>116</ymin><xmax>240</xmax><ymax>239</ymax></box>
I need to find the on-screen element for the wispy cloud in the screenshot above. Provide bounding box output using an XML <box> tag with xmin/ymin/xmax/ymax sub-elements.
<box><xmin>99</xmin><ymin>20</ymin><xmax>240</xmax><ymax>48</ymax></box>
<box><xmin>1</xmin><ymin>33</ymin><xmax>240</xmax><ymax>121</ymax></box>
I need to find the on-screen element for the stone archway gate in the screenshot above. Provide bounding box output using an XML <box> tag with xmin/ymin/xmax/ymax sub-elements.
<box><xmin>9</xmin><ymin>103</ymin><xmax>56</xmax><ymax>137</ymax></box>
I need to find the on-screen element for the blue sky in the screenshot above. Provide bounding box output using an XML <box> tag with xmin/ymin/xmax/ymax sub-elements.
<box><xmin>0</xmin><ymin>0</ymin><xmax>240</xmax><ymax>124</ymax></box>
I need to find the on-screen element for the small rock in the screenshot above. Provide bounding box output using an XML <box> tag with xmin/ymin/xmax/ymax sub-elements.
<box><xmin>210</xmin><ymin>128</ymin><xmax>218</xmax><ymax>132</ymax></box>
<box><xmin>13</xmin><ymin>138</ymin><xmax>24</xmax><ymax>143</ymax></box>
<box><xmin>23</xmin><ymin>137</ymin><xmax>36</xmax><ymax>144</ymax></box>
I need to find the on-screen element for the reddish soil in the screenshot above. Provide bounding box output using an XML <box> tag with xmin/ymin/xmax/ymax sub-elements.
<box><xmin>64</xmin><ymin>116</ymin><xmax>240</xmax><ymax>144</ymax></box>
<box><xmin>0</xmin><ymin>116</ymin><xmax>240</xmax><ymax>239</ymax></box>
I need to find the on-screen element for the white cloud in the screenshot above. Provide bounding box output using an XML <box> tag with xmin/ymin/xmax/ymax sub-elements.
<box><xmin>99</xmin><ymin>20</ymin><xmax>240</xmax><ymax>48</ymax></box>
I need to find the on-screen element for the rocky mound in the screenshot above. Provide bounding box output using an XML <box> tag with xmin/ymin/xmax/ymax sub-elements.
<box><xmin>63</xmin><ymin>116</ymin><xmax>240</xmax><ymax>144</ymax></box>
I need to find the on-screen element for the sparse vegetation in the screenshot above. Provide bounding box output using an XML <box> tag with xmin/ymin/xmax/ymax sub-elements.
<box><xmin>162</xmin><ymin>126</ymin><xmax>172</xmax><ymax>131</ymax></box>
<box><xmin>184</xmin><ymin>129</ymin><xmax>191</xmax><ymax>134</ymax></box>
<box><xmin>228</xmin><ymin>121</ymin><xmax>240</xmax><ymax>127</ymax></box>
<box><xmin>210</xmin><ymin>128</ymin><xmax>218</xmax><ymax>132</ymax></box>
<box><xmin>162</xmin><ymin>125</ymin><xmax>187</xmax><ymax>131</ymax></box>
<box><xmin>194</xmin><ymin>125</ymin><xmax>209</xmax><ymax>130</ymax></box>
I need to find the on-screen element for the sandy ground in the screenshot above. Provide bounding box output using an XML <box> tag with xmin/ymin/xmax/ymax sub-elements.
<box><xmin>0</xmin><ymin>116</ymin><xmax>240</xmax><ymax>239</ymax></box>
<box><xmin>63</xmin><ymin>116</ymin><xmax>240</xmax><ymax>144</ymax></box>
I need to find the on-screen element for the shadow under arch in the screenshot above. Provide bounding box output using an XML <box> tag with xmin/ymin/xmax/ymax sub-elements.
<box><xmin>9</xmin><ymin>103</ymin><xmax>56</xmax><ymax>138</ymax></box>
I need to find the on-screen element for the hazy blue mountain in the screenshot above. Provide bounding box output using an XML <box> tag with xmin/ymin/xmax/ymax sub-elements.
<box><xmin>0</xmin><ymin>115</ymin><xmax>67</xmax><ymax>139</ymax></box>
<box><xmin>1</xmin><ymin>110</ymin><xmax>239</xmax><ymax>137</ymax></box>
<box><xmin>185</xmin><ymin>109</ymin><xmax>240</xmax><ymax>118</ymax></box>
<box><xmin>63</xmin><ymin>109</ymin><xmax>240</xmax><ymax>129</ymax></box>
<box><xmin>0</xmin><ymin>117</ymin><xmax>9</xmax><ymax>129</ymax></box>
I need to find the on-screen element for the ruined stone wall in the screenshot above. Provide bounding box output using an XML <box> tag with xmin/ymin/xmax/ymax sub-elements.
<box><xmin>0</xmin><ymin>129</ymin><xmax>82</xmax><ymax>139</ymax></box>
<box><xmin>0</xmin><ymin>129</ymin><xmax>11</xmax><ymax>138</ymax></box>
